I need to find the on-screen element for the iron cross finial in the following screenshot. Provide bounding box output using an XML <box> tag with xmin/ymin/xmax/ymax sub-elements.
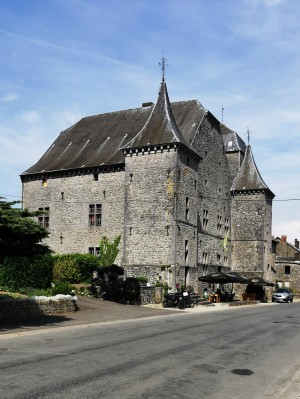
<box><xmin>159</xmin><ymin>54</ymin><xmax>168</xmax><ymax>82</ymax></box>
<box><xmin>247</xmin><ymin>127</ymin><xmax>251</xmax><ymax>145</ymax></box>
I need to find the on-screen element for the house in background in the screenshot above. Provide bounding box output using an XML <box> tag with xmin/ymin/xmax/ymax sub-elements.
<box><xmin>20</xmin><ymin>75</ymin><xmax>275</xmax><ymax>293</ymax></box>
<box><xmin>273</xmin><ymin>235</ymin><xmax>300</xmax><ymax>291</ymax></box>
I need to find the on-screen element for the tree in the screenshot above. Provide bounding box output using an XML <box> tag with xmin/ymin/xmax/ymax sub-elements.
<box><xmin>98</xmin><ymin>235</ymin><xmax>121</xmax><ymax>267</ymax></box>
<box><xmin>0</xmin><ymin>198</ymin><xmax>51</xmax><ymax>262</ymax></box>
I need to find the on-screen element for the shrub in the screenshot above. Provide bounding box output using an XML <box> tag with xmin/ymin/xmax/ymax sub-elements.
<box><xmin>136</xmin><ymin>275</ymin><xmax>148</xmax><ymax>284</ymax></box>
<box><xmin>51</xmin><ymin>282</ymin><xmax>75</xmax><ymax>295</ymax></box>
<box><xmin>91</xmin><ymin>264</ymin><xmax>140</xmax><ymax>304</ymax></box>
<box><xmin>0</xmin><ymin>255</ymin><xmax>54</xmax><ymax>291</ymax></box>
<box><xmin>71</xmin><ymin>254</ymin><xmax>100</xmax><ymax>282</ymax></box>
<box><xmin>52</xmin><ymin>254</ymin><xmax>100</xmax><ymax>283</ymax></box>
<box><xmin>53</xmin><ymin>256</ymin><xmax>82</xmax><ymax>283</ymax></box>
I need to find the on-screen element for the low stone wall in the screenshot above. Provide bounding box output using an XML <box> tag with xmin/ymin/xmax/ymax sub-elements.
<box><xmin>139</xmin><ymin>286</ymin><xmax>164</xmax><ymax>305</ymax></box>
<box><xmin>0</xmin><ymin>295</ymin><xmax>78</xmax><ymax>321</ymax></box>
<box><xmin>139</xmin><ymin>286</ymin><xmax>155</xmax><ymax>305</ymax></box>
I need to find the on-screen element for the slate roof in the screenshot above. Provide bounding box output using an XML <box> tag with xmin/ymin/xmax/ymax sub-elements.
<box><xmin>220</xmin><ymin>124</ymin><xmax>246</xmax><ymax>153</ymax></box>
<box><xmin>231</xmin><ymin>145</ymin><xmax>274</xmax><ymax>197</ymax></box>
<box><xmin>21</xmin><ymin>93</ymin><xmax>206</xmax><ymax>176</ymax></box>
<box><xmin>122</xmin><ymin>81</ymin><xmax>198</xmax><ymax>155</ymax></box>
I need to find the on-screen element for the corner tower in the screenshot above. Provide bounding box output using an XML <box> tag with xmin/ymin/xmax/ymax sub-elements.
<box><xmin>230</xmin><ymin>145</ymin><xmax>274</xmax><ymax>280</ymax></box>
<box><xmin>121</xmin><ymin>79</ymin><xmax>201</xmax><ymax>286</ymax></box>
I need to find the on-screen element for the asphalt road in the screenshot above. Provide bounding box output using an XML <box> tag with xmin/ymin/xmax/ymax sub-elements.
<box><xmin>1</xmin><ymin>302</ymin><xmax>300</xmax><ymax>399</ymax></box>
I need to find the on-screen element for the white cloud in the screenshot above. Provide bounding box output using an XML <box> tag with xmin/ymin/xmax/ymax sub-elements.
<box><xmin>20</xmin><ymin>110</ymin><xmax>40</xmax><ymax>123</ymax></box>
<box><xmin>1</xmin><ymin>92</ymin><xmax>19</xmax><ymax>102</ymax></box>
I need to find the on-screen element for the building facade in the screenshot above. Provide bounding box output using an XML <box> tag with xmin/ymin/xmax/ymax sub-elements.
<box><xmin>21</xmin><ymin>78</ymin><xmax>275</xmax><ymax>292</ymax></box>
<box><xmin>273</xmin><ymin>236</ymin><xmax>300</xmax><ymax>291</ymax></box>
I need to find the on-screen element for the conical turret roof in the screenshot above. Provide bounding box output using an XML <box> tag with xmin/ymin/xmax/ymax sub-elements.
<box><xmin>231</xmin><ymin>145</ymin><xmax>274</xmax><ymax>197</ymax></box>
<box><xmin>122</xmin><ymin>81</ymin><xmax>198</xmax><ymax>156</ymax></box>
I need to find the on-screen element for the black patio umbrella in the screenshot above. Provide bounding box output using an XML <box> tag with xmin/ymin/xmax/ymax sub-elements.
<box><xmin>248</xmin><ymin>277</ymin><xmax>275</xmax><ymax>287</ymax></box>
<box><xmin>198</xmin><ymin>271</ymin><xmax>249</xmax><ymax>284</ymax></box>
<box><xmin>226</xmin><ymin>271</ymin><xmax>252</xmax><ymax>284</ymax></box>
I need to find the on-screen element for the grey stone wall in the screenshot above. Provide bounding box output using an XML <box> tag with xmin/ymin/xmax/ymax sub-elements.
<box><xmin>231</xmin><ymin>192</ymin><xmax>273</xmax><ymax>275</ymax></box>
<box><xmin>122</xmin><ymin>149</ymin><xmax>177</xmax><ymax>266</ymax></box>
<box><xmin>192</xmin><ymin>116</ymin><xmax>232</xmax><ymax>279</ymax></box>
<box><xmin>22</xmin><ymin>171</ymin><xmax>125</xmax><ymax>263</ymax></box>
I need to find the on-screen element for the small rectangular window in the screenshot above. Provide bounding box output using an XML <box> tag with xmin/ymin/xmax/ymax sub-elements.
<box><xmin>203</xmin><ymin>209</ymin><xmax>209</xmax><ymax>231</ymax></box>
<box><xmin>42</xmin><ymin>179</ymin><xmax>47</xmax><ymax>187</ymax></box>
<box><xmin>185</xmin><ymin>197</ymin><xmax>190</xmax><ymax>220</ymax></box>
<box><xmin>184</xmin><ymin>240</ymin><xmax>189</xmax><ymax>264</ymax></box>
<box><xmin>89</xmin><ymin>247</ymin><xmax>100</xmax><ymax>256</ymax></box>
<box><xmin>217</xmin><ymin>215</ymin><xmax>222</xmax><ymax>234</ymax></box>
<box><xmin>37</xmin><ymin>207</ymin><xmax>49</xmax><ymax>228</ymax></box>
<box><xmin>285</xmin><ymin>266</ymin><xmax>291</xmax><ymax>274</ymax></box>
<box><xmin>224</xmin><ymin>218</ymin><xmax>230</xmax><ymax>234</ymax></box>
<box><xmin>89</xmin><ymin>204</ymin><xmax>102</xmax><ymax>226</ymax></box>
<box><xmin>93</xmin><ymin>173</ymin><xmax>99</xmax><ymax>181</ymax></box>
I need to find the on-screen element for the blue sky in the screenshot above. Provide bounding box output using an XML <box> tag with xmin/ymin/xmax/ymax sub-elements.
<box><xmin>0</xmin><ymin>0</ymin><xmax>300</xmax><ymax>242</ymax></box>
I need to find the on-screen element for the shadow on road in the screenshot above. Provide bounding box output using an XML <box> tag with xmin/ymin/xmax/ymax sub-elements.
<box><xmin>0</xmin><ymin>296</ymin><xmax>177</xmax><ymax>335</ymax></box>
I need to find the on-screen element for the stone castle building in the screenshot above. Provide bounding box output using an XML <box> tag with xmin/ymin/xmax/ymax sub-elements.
<box><xmin>20</xmin><ymin>77</ymin><xmax>275</xmax><ymax>292</ymax></box>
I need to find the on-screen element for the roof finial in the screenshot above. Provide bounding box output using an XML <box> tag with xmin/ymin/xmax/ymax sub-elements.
<box><xmin>159</xmin><ymin>53</ymin><xmax>168</xmax><ymax>83</ymax></box>
<box><xmin>222</xmin><ymin>107</ymin><xmax>224</xmax><ymax>123</ymax></box>
<box><xmin>247</xmin><ymin>127</ymin><xmax>251</xmax><ymax>144</ymax></box>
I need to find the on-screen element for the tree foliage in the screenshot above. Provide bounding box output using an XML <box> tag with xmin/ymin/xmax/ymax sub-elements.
<box><xmin>98</xmin><ymin>235</ymin><xmax>121</xmax><ymax>267</ymax></box>
<box><xmin>0</xmin><ymin>198</ymin><xmax>51</xmax><ymax>261</ymax></box>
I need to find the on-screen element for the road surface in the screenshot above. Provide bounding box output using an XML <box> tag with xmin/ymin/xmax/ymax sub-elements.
<box><xmin>1</xmin><ymin>302</ymin><xmax>300</xmax><ymax>399</ymax></box>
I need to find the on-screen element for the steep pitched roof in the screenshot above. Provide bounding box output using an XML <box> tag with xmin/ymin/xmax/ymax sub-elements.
<box><xmin>220</xmin><ymin>124</ymin><xmax>246</xmax><ymax>153</ymax></box>
<box><xmin>231</xmin><ymin>145</ymin><xmax>274</xmax><ymax>196</ymax></box>
<box><xmin>122</xmin><ymin>81</ymin><xmax>197</xmax><ymax>155</ymax></box>
<box><xmin>21</xmin><ymin>99</ymin><xmax>205</xmax><ymax>176</ymax></box>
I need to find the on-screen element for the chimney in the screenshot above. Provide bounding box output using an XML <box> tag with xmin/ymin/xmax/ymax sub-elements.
<box><xmin>281</xmin><ymin>235</ymin><xmax>287</xmax><ymax>243</ymax></box>
<box><xmin>142</xmin><ymin>102</ymin><xmax>154</xmax><ymax>107</ymax></box>
<box><xmin>295</xmin><ymin>239</ymin><xmax>299</xmax><ymax>249</ymax></box>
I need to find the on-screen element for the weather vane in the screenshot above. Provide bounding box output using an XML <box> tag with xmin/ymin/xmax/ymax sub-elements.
<box><xmin>159</xmin><ymin>53</ymin><xmax>168</xmax><ymax>82</ymax></box>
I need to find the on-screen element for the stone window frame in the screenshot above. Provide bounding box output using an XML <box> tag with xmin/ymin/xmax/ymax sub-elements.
<box><xmin>89</xmin><ymin>204</ymin><xmax>102</xmax><ymax>226</ymax></box>
<box><xmin>38</xmin><ymin>207</ymin><xmax>49</xmax><ymax>228</ymax></box>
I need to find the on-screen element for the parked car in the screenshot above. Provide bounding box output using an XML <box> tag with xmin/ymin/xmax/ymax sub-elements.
<box><xmin>272</xmin><ymin>288</ymin><xmax>293</xmax><ymax>303</ymax></box>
